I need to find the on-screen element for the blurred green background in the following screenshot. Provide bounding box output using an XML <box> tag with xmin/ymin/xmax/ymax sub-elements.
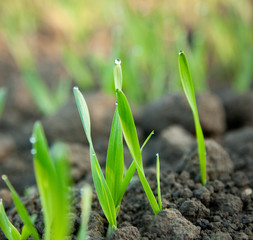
<box><xmin>0</xmin><ymin>0</ymin><xmax>252</xmax><ymax>114</ymax></box>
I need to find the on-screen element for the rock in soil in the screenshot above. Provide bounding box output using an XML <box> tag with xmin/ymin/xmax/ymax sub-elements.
<box><xmin>136</xmin><ymin>93</ymin><xmax>226</xmax><ymax>136</ymax></box>
<box><xmin>147</xmin><ymin>208</ymin><xmax>200</xmax><ymax>239</ymax></box>
<box><xmin>143</xmin><ymin>125</ymin><xmax>194</xmax><ymax>170</ymax></box>
<box><xmin>111</xmin><ymin>226</ymin><xmax>141</xmax><ymax>240</ymax></box>
<box><xmin>177</xmin><ymin>139</ymin><xmax>233</xmax><ymax>182</ymax></box>
<box><xmin>218</xmin><ymin>90</ymin><xmax>253</xmax><ymax>129</ymax></box>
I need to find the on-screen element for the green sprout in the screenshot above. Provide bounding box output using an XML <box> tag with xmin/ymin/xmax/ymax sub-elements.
<box><xmin>31</xmin><ymin>122</ymin><xmax>72</xmax><ymax>240</ymax></box>
<box><xmin>178</xmin><ymin>50</ymin><xmax>206</xmax><ymax>186</ymax></box>
<box><xmin>0</xmin><ymin>88</ymin><xmax>7</xmax><ymax>118</ymax></box>
<box><xmin>0</xmin><ymin>122</ymin><xmax>74</xmax><ymax>240</ymax></box>
<box><xmin>74</xmin><ymin>86</ymin><xmax>134</xmax><ymax>238</ymax></box>
<box><xmin>114</xmin><ymin>59</ymin><xmax>162</xmax><ymax>214</ymax></box>
<box><xmin>73</xmin><ymin>59</ymin><xmax>162</xmax><ymax>238</ymax></box>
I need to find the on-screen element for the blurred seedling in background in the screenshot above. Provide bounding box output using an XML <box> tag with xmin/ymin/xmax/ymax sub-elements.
<box><xmin>0</xmin><ymin>88</ymin><xmax>7</xmax><ymax>118</ymax></box>
<box><xmin>0</xmin><ymin>122</ymin><xmax>91</xmax><ymax>240</ymax></box>
<box><xmin>74</xmin><ymin>59</ymin><xmax>162</xmax><ymax>238</ymax></box>
<box><xmin>178</xmin><ymin>50</ymin><xmax>206</xmax><ymax>186</ymax></box>
<box><xmin>8</xmin><ymin>38</ymin><xmax>70</xmax><ymax>116</ymax></box>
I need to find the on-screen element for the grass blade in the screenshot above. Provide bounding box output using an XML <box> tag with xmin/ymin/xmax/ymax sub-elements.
<box><xmin>116</xmin><ymin>89</ymin><xmax>142</xmax><ymax>168</ymax></box>
<box><xmin>50</xmin><ymin>143</ymin><xmax>72</xmax><ymax>240</ymax></box>
<box><xmin>77</xmin><ymin>185</ymin><xmax>92</xmax><ymax>240</ymax></box>
<box><xmin>116</xmin><ymin>89</ymin><xmax>160</xmax><ymax>214</ymax></box>
<box><xmin>74</xmin><ymin>87</ymin><xmax>117</xmax><ymax>229</ymax></box>
<box><xmin>178</xmin><ymin>50</ymin><xmax>206</xmax><ymax>186</ymax></box>
<box><xmin>32</xmin><ymin>122</ymin><xmax>56</xmax><ymax>240</ymax></box>
<box><xmin>156</xmin><ymin>154</ymin><xmax>162</xmax><ymax>210</ymax></box>
<box><xmin>32</xmin><ymin>122</ymin><xmax>72</xmax><ymax>240</ymax></box>
<box><xmin>140</xmin><ymin>131</ymin><xmax>154</xmax><ymax>153</ymax></box>
<box><xmin>2</xmin><ymin>176</ymin><xmax>40</xmax><ymax>240</ymax></box>
<box><xmin>116</xmin><ymin>161</ymin><xmax>136</xmax><ymax>207</ymax></box>
<box><xmin>106</xmin><ymin>107</ymin><xmax>124</xmax><ymax>208</ymax></box>
<box><xmin>0</xmin><ymin>199</ymin><xmax>21</xmax><ymax>240</ymax></box>
<box><xmin>90</xmin><ymin>150</ymin><xmax>117</xmax><ymax>227</ymax></box>
<box><xmin>73</xmin><ymin>87</ymin><xmax>92</xmax><ymax>145</ymax></box>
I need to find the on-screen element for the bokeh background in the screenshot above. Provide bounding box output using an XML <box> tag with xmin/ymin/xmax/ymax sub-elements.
<box><xmin>0</xmin><ymin>0</ymin><xmax>253</xmax><ymax>115</ymax></box>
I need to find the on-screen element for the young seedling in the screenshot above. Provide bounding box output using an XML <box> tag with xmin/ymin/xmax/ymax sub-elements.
<box><xmin>0</xmin><ymin>122</ymin><xmax>73</xmax><ymax>240</ymax></box>
<box><xmin>74</xmin><ymin>87</ymin><xmax>136</xmax><ymax>238</ymax></box>
<box><xmin>31</xmin><ymin>122</ymin><xmax>72</xmax><ymax>240</ymax></box>
<box><xmin>178</xmin><ymin>50</ymin><xmax>206</xmax><ymax>186</ymax></box>
<box><xmin>114</xmin><ymin>59</ymin><xmax>162</xmax><ymax>214</ymax></box>
<box><xmin>73</xmin><ymin>60</ymin><xmax>159</xmax><ymax>237</ymax></box>
<box><xmin>0</xmin><ymin>122</ymin><xmax>93</xmax><ymax>240</ymax></box>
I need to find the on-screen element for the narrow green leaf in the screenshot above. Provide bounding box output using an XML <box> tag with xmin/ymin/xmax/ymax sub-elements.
<box><xmin>50</xmin><ymin>142</ymin><xmax>72</xmax><ymax>240</ymax></box>
<box><xmin>116</xmin><ymin>162</ymin><xmax>136</xmax><ymax>207</ymax></box>
<box><xmin>0</xmin><ymin>199</ymin><xmax>21</xmax><ymax>240</ymax></box>
<box><xmin>106</xmin><ymin>107</ymin><xmax>124</xmax><ymax>208</ymax></box>
<box><xmin>116</xmin><ymin>89</ymin><xmax>160</xmax><ymax>214</ymax></box>
<box><xmin>77</xmin><ymin>185</ymin><xmax>92</xmax><ymax>240</ymax></box>
<box><xmin>114</xmin><ymin>59</ymin><xmax>122</xmax><ymax>91</ymax></box>
<box><xmin>33</xmin><ymin>123</ymin><xmax>72</xmax><ymax>240</ymax></box>
<box><xmin>74</xmin><ymin>88</ymin><xmax>117</xmax><ymax>229</ymax></box>
<box><xmin>90</xmin><ymin>151</ymin><xmax>117</xmax><ymax>227</ymax></box>
<box><xmin>116</xmin><ymin>89</ymin><xmax>142</xmax><ymax>168</ymax></box>
<box><xmin>156</xmin><ymin>154</ymin><xmax>162</xmax><ymax>211</ymax></box>
<box><xmin>73</xmin><ymin>87</ymin><xmax>92</xmax><ymax>146</ymax></box>
<box><xmin>140</xmin><ymin>131</ymin><xmax>154</xmax><ymax>153</ymax></box>
<box><xmin>21</xmin><ymin>215</ymin><xmax>37</xmax><ymax>240</ymax></box>
<box><xmin>2</xmin><ymin>176</ymin><xmax>40</xmax><ymax>240</ymax></box>
<box><xmin>32</xmin><ymin>122</ymin><xmax>56</xmax><ymax>240</ymax></box>
<box><xmin>178</xmin><ymin>50</ymin><xmax>197</xmax><ymax>114</ymax></box>
<box><xmin>178</xmin><ymin>51</ymin><xmax>206</xmax><ymax>186</ymax></box>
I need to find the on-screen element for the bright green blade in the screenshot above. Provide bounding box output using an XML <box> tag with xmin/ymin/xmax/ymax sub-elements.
<box><xmin>116</xmin><ymin>161</ymin><xmax>136</xmax><ymax>207</ymax></box>
<box><xmin>74</xmin><ymin>87</ymin><xmax>117</xmax><ymax>228</ymax></box>
<box><xmin>73</xmin><ymin>87</ymin><xmax>92</xmax><ymax>145</ymax></box>
<box><xmin>0</xmin><ymin>88</ymin><xmax>7</xmax><ymax>118</ymax></box>
<box><xmin>140</xmin><ymin>131</ymin><xmax>154</xmax><ymax>153</ymax></box>
<box><xmin>106</xmin><ymin>107</ymin><xmax>124</xmax><ymax>208</ymax></box>
<box><xmin>0</xmin><ymin>199</ymin><xmax>21</xmax><ymax>240</ymax></box>
<box><xmin>156</xmin><ymin>154</ymin><xmax>162</xmax><ymax>211</ymax></box>
<box><xmin>116</xmin><ymin>89</ymin><xmax>142</xmax><ymax>168</ymax></box>
<box><xmin>32</xmin><ymin>121</ymin><xmax>56</xmax><ymax>240</ymax></box>
<box><xmin>90</xmin><ymin>149</ymin><xmax>117</xmax><ymax>228</ymax></box>
<box><xmin>178</xmin><ymin>51</ymin><xmax>198</xmax><ymax>115</ymax></box>
<box><xmin>77</xmin><ymin>185</ymin><xmax>92</xmax><ymax>240</ymax></box>
<box><xmin>50</xmin><ymin>142</ymin><xmax>72</xmax><ymax>240</ymax></box>
<box><xmin>2</xmin><ymin>176</ymin><xmax>40</xmax><ymax>240</ymax></box>
<box><xmin>178</xmin><ymin>51</ymin><xmax>206</xmax><ymax>186</ymax></box>
<box><xmin>21</xmin><ymin>215</ymin><xmax>37</xmax><ymax>240</ymax></box>
<box><xmin>116</xmin><ymin>89</ymin><xmax>160</xmax><ymax>214</ymax></box>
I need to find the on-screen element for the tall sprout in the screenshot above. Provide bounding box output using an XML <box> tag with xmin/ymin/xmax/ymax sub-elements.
<box><xmin>178</xmin><ymin>50</ymin><xmax>206</xmax><ymax>186</ymax></box>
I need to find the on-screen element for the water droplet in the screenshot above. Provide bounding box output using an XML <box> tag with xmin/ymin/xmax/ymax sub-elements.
<box><xmin>30</xmin><ymin>149</ymin><xmax>37</xmax><ymax>155</ymax></box>
<box><xmin>29</xmin><ymin>136</ymin><xmax>36</xmax><ymax>144</ymax></box>
<box><xmin>73</xmin><ymin>86</ymin><xmax>79</xmax><ymax>91</ymax></box>
<box><xmin>179</xmin><ymin>50</ymin><xmax>184</xmax><ymax>55</ymax></box>
<box><xmin>115</xmin><ymin>59</ymin><xmax>121</xmax><ymax>65</ymax></box>
<box><xmin>115</xmin><ymin>101</ymin><xmax>118</xmax><ymax>106</ymax></box>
